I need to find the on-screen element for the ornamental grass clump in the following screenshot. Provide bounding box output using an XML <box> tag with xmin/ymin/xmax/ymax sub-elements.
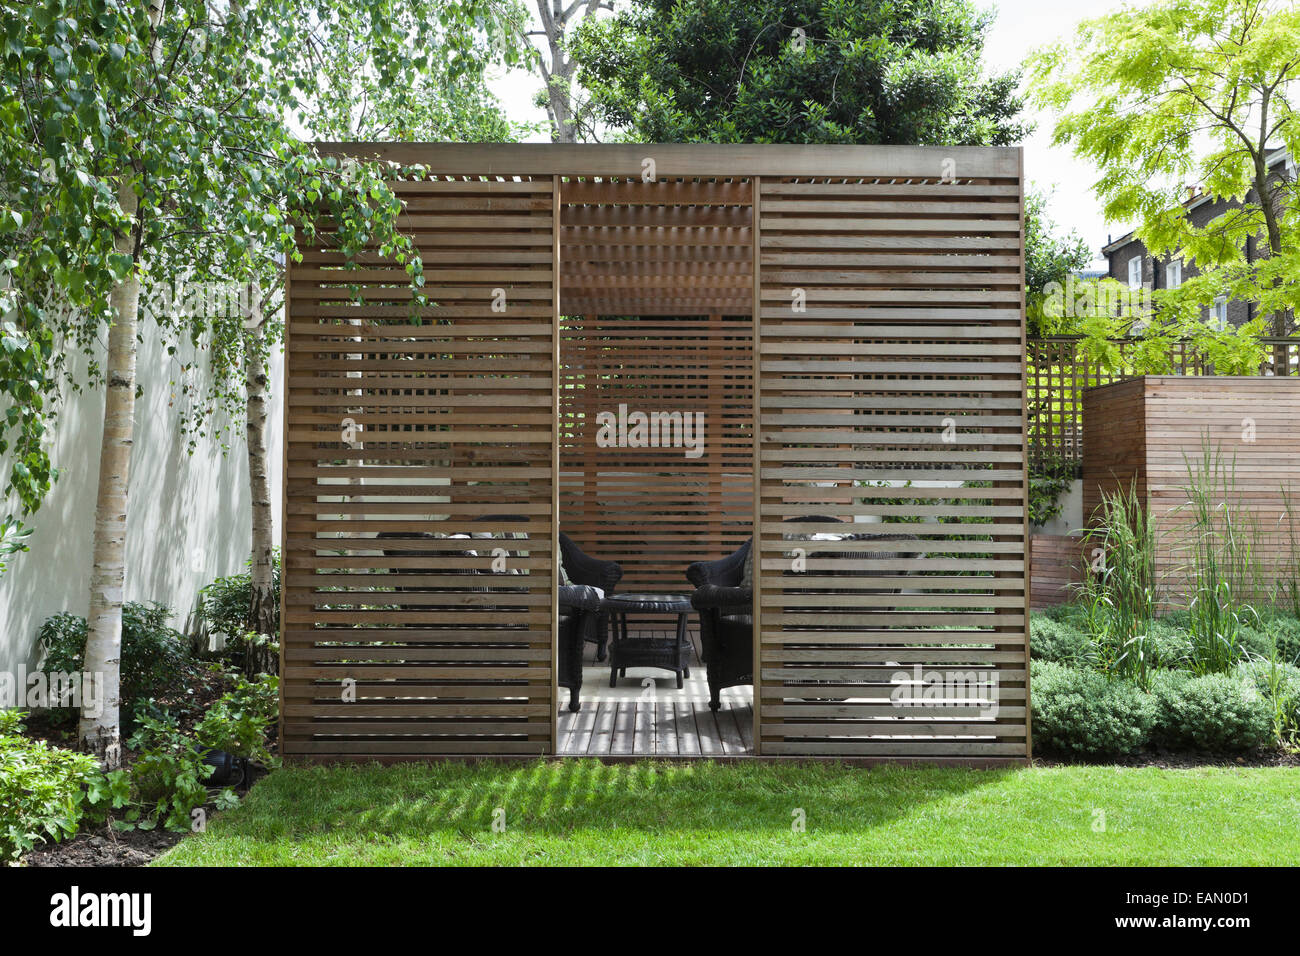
<box><xmin>1175</xmin><ymin>441</ymin><xmax>1261</xmax><ymax>675</ymax></box>
<box><xmin>1078</xmin><ymin>482</ymin><xmax>1159</xmax><ymax>688</ymax></box>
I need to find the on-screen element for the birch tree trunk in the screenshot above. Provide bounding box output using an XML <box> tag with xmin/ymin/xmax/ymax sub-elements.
<box><xmin>80</xmin><ymin>177</ymin><xmax>140</xmax><ymax>768</ymax></box>
<box><xmin>243</xmin><ymin>278</ymin><xmax>277</xmax><ymax>675</ymax></box>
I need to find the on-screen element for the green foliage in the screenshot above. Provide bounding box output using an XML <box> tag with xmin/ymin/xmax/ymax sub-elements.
<box><xmin>1149</xmin><ymin>670</ymin><xmax>1272</xmax><ymax>752</ymax></box>
<box><xmin>197</xmin><ymin>551</ymin><xmax>281</xmax><ymax>664</ymax></box>
<box><xmin>1241</xmin><ymin>611</ymin><xmax>1300</xmax><ymax>665</ymax></box>
<box><xmin>1276</xmin><ymin>483</ymin><xmax>1300</xmax><ymax>620</ymax></box>
<box><xmin>37</xmin><ymin>602</ymin><xmax>200</xmax><ymax>721</ymax></box>
<box><xmin>0</xmin><ymin>709</ymin><xmax>101</xmax><ymax>860</ymax></box>
<box><xmin>1028</xmin><ymin>455</ymin><xmax>1073</xmax><ymax>527</ymax></box>
<box><xmin>2</xmin><ymin>0</ymin><xmax>452</xmax><ymax>518</ymax></box>
<box><xmin>194</xmin><ymin>673</ymin><xmax>279</xmax><ymax>764</ymax></box>
<box><xmin>1144</xmin><ymin>616</ymin><xmax>1195</xmax><ymax>666</ymax></box>
<box><xmin>1235</xmin><ymin>658</ymin><xmax>1300</xmax><ymax>747</ymax></box>
<box><xmin>1033</xmin><ymin>603</ymin><xmax>1300</xmax><ymax>750</ymax></box>
<box><xmin>1038</xmin><ymin>278</ymin><xmax>1271</xmax><ymax>377</ymax></box>
<box><xmin>1030</xmin><ymin>661</ymin><xmax>1156</xmax><ymax>757</ymax></box>
<box><xmin>0</xmin><ymin>668</ymin><xmax>279</xmax><ymax>858</ymax></box>
<box><xmin>572</xmin><ymin>0</ymin><xmax>1029</xmax><ymax>146</ymax></box>
<box><xmin>1029</xmin><ymin>0</ymin><xmax>1300</xmax><ymax>348</ymax></box>
<box><xmin>123</xmin><ymin>714</ymin><xmax>213</xmax><ymax>832</ymax></box>
<box><xmin>1024</xmin><ymin>190</ymin><xmax>1093</xmax><ymax>336</ymax></box>
<box><xmin>300</xmin><ymin>0</ymin><xmax>531</xmax><ymax>141</ymax></box>
<box><xmin>0</xmin><ymin>515</ymin><xmax>32</xmax><ymax>575</ymax></box>
<box><xmin>1029</xmin><ymin>616</ymin><xmax>1092</xmax><ymax>664</ymax></box>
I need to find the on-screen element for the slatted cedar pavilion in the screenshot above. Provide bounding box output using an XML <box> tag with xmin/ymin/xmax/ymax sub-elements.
<box><xmin>281</xmin><ymin>144</ymin><xmax>1031</xmax><ymax>764</ymax></box>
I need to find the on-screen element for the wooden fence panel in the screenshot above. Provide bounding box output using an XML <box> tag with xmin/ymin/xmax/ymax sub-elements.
<box><xmin>282</xmin><ymin>175</ymin><xmax>558</xmax><ymax>758</ymax></box>
<box><xmin>756</xmin><ymin>172</ymin><xmax>1030</xmax><ymax>759</ymax></box>
<box><xmin>1083</xmin><ymin>376</ymin><xmax>1300</xmax><ymax>603</ymax></box>
<box><xmin>1029</xmin><ymin>534</ymin><xmax>1086</xmax><ymax>609</ymax></box>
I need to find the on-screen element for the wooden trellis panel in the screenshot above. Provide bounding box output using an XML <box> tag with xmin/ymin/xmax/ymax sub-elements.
<box><xmin>755</xmin><ymin>168</ymin><xmax>1030</xmax><ymax>759</ymax></box>
<box><xmin>281</xmin><ymin>174</ymin><xmax>558</xmax><ymax>758</ymax></box>
<box><xmin>1025</xmin><ymin>336</ymin><xmax>1300</xmax><ymax>471</ymax></box>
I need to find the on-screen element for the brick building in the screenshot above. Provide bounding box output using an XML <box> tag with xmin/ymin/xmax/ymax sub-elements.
<box><xmin>1101</xmin><ymin>147</ymin><xmax>1296</xmax><ymax>331</ymax></box>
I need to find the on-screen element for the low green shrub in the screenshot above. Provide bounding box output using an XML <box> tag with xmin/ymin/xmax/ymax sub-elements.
<box><xmin>1041</xmin><ymin>602</ymin><xmax>1091</xmax><ymax>629</ymax></box>
<box><xmin>194</xmin><ymin>673</ymin><xmax>279</xmax><ymax>764</ymax></box>
<box><xmin>37</xmin><ymin>603</ymin><xmax>199</xmax><ymax>723</ymax></box>
<box><xmin>1030</xmin><ymin>661</ymin><xmax>1155</xmax><ymax>757</ymax></box>
<box><xmin>1029</xmin><ymin>615</ymin><xmax>1092</xmax><ymax>663</ymax></box>
<box><xmin>1234</xmin><ymin>658</ymin><xmax>1300</xmax><ymax>746</ymax></box>
<box><xmin>0</xmin><ymin>710</ymin><xmax>101</xmax><ymax>860</ymax></box>
<box><xmin>1239</xmin><ymin>612</ymin><xmax>1300</xmax><ymax>665</ymax></box>
<box><xmin>1149</xmin><ymin>670</ymin><xmax>1272</xmax><ymax>752</ymax></box>
<box><xmin>197</xmin><ymin>552</ymin><xmax>281</xmax><ymax>665</ymax></box>
<box><xmin>124</xmin><ymin>714</ymin><xmax>216</xmax><ymax>831</ymax></box>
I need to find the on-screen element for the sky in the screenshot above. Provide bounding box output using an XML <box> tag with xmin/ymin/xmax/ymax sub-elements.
<box><xmin>487</xmin><ymin>0</ymin><xmax>1144</xmax><ymax>267</ymax></box>
<box><xmin>977</xmin><ymin>0</ymin><xmax>1137</xmax><ymax>266</ymax></box>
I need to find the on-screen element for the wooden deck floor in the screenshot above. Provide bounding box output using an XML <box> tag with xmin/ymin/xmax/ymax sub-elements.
<box><xmin>558</xmin><ymin>699</ymin><xmax>753</xmax><ymax>756</ymax></box>
<box><xmin>557</xmin><ymin>626</ymin><xmax>754</xmax><ymax>756</ymax></box>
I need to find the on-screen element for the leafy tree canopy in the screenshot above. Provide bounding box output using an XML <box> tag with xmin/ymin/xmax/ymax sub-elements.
<box><xmin>1025</xmin><ymin>188</ymin><xmax>1092</xmax><ymax>337</ymax></box>
<box><xmin>1</xmin><ymin>1</ymin><xmax>521</xmax><ymax>522</ymax></box>
<box><xmin>300</xmin><ymin>0</ymin><xmax>535</xmax><ymax>141</ymax></box>
<box><xmin>571</xmin><ymin>0</ymin><xmax>1029</xmax><ymax>145</ymax></box>
<box><xmin>1030</xmin><ymin>0</ymin><xmax>1300</xmax><ymax>356</ymax></box>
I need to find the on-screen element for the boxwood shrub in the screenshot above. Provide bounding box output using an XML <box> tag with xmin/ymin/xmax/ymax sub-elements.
<box><xmin>1239</xmin><ymin>612</ymin><xmax>1300</xmax><ymax>665</ymax></box>
<box><xmin>1234</xmin><ymin>659</ymin><xmax>1300</xmax><ymax>743</ymax></box>
<box><xmin>1030</xmin><ymin>660</ymin><xmax>1155</xmax><ymax>757</ymax></box>
<box><xmin>1149</xmin><ymin>670</ymin><xmax>1272</xmax><ymax>752</ymax></box>
<box><xmin>1029</xmin><ymin>616</ymin><xmax>1092</xmax><ymax>663</ymax></box>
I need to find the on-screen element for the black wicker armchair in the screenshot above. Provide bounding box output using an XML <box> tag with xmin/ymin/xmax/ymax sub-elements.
<box><xmin>558</xmin><ymin>584</ymin><xmax>603</xmax><ymax>711</ymax></box>
<box><xmin>688</xmin><ymin>518</ymin><xmax>922</xmax><ymax>711</ymax></box>
<box><xmin>559</xmin><ymin>532</ymin><xmax>623</xmax><ymax>660</ymax></box>
<box><xmin>687</xmin><ymin>538</ymin><xmax>755</xmax><ymax>712</ymax></box>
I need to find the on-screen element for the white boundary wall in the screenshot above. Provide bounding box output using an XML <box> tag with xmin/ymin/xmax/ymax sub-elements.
<box><xmin>0</xmin><ymin>334</ymin><xmax>283</xmax><ymax>677</ymax></box>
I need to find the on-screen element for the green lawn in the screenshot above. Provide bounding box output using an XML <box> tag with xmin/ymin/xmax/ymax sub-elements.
<box><xmin>156</xmin><ymin>760</ymin><xmax>1300</xmax><ymax>866</ymax></box>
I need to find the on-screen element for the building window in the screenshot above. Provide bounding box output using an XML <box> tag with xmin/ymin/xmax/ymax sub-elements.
<box><xmin>1213</xmin><ymin>295</ymin><xmax>1228</xmax><ymax>327</ymax></box>
<box><xmin>1127</xmin><ymin>255</ymin><xmax>1142</xmax><ymax>288</ymax></box>
<box><xmin>1166</xmin><ymin>259</ymin><xmax>1182</xmax><ymax>289</ymax></box>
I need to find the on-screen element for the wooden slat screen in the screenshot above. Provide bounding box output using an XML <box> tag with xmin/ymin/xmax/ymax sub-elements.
<box><xmin>282</xmin><ymin>175</ymin><xmax>558</xmax><ymax>758</ymax></box>
<box><xmin>555</xmin><ymin>177</ymin><xmax>755</xmax><ymax>590</ymax></box>
<box><xmin>559</xmin><ymin>313</ymin><xmax>753</xmax><ymax>590</ymax></box>
<box><xmin>756</xmin><ymin>171</ymin><xmax>1030</xmax><ymax>759</ymax></box>
<box><xmin>288</xmin><ymin>143</ymin><xmax>1031</xmax><ymax>763</ymax></box>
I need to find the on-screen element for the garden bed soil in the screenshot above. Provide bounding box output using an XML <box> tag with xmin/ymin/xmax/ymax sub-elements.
<box><xmin>21</xmin><ymin>825</ymin><xmax>185</xmax><ymax>867</ymax></box>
